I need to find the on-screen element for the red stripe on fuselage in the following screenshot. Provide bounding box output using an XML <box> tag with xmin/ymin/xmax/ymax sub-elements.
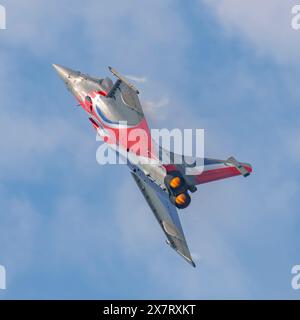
<box><xmin>78</xmin><ymin>92</ymin><xmax>157</xmax><ymax>160</ymax></box>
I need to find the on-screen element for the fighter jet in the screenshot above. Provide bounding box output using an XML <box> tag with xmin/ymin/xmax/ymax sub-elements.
<box><xmin>53</xmin><ymin>64</ymin><xmax>252</xmax><ymax>267</ymax></box>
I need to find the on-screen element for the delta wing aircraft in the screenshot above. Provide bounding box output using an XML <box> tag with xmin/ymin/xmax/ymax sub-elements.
<box><xmin>53</xmin><ymin>64</ymin><xmax>252</xmax><ymax>267</ymax></box>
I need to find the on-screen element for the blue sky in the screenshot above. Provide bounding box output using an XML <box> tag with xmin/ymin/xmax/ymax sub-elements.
<box><xmin>1</xmin><ymin>0</ymin><xmax>300</xmax><ymax>299</ymax></box>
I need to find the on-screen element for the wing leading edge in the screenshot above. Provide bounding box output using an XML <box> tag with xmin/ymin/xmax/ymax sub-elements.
<box><xmin>131</xmin><ymin>171</ymin><xmax>195</xmax><ymax>267</ymax></box>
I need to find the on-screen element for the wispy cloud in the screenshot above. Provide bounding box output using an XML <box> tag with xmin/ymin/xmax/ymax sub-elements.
<box><xmin>142</xmin><ymin>97</ymin><xmax>170</xmax><ymax>121</ymax></box>
<box><xmin>124</xmin><ymin>74</ymin><xmax>147</xmax><ymax>83</ymax></box>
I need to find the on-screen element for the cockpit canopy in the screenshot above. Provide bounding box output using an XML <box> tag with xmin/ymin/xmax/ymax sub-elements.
<box><xmin>99</xmin><ymin>77</ymin><xmax>114</xmax><ymax>92</ymax></box>
<box><xmin>94</xmin><ymin>81</ymin><xmax>144</xmax><ymax>126</ymax></box>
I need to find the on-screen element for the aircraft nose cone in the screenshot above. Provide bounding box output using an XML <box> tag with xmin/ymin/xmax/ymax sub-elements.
<box><xmin>52</xmin><ymin>64</ymin><xmax>70</xmax><ymax>81</ymax></box>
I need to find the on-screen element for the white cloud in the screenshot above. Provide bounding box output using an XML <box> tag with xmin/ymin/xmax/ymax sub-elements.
<box><xmin>110</xmin><ymin>175</ymin><xmax>254</xmax><ymax>298</ymax></box>
<box><xmin>142</xmin><ymin>97</ymin><xmax>170</xmax><ymax>121</ymax></box>
<box><xmin>1</xmin><ymin>0</ymin><xmax>299</xmax><ymax>299</ymax></box>
<box><xmin>124</xmin><ymin>74</ymin><xmax>147</xmax><ymax>83</ymax></box>
<box><xmin>3</xmin><ymin>0</ymin><xmax>190</xmax><ymax>77</ymax></box>
<box><xmin>0</xmin><ymin>0</ymin><xmax>195</xmax><ymax>297</ymax></box>
<box><xmin>201</xmin><ymin>0</ymin><xmax>300</xmax><ymax>64</ymax></box>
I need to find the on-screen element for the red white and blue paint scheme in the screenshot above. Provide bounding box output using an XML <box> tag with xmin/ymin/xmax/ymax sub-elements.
<box><xmin>53</xmin><ymin>64</ymin><xmax>252</xmax><ymax>267</ymax></box>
